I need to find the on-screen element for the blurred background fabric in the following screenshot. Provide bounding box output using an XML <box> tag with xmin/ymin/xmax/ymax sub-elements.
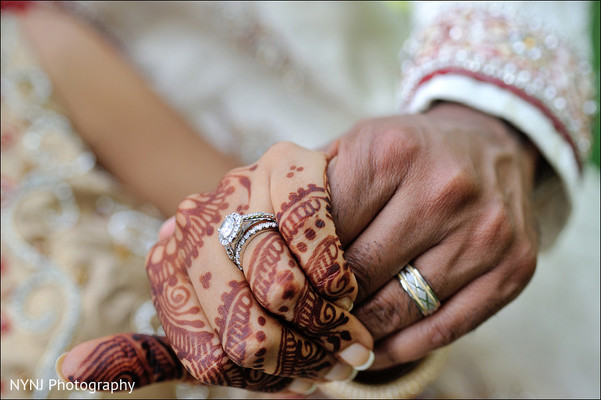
<box><xmin>1</xmin><ymin>1</ymin><xmax>599</xmax><ymax>399</ymax></box>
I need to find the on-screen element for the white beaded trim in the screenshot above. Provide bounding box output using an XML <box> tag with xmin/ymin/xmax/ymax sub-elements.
<box><xmin>398</xmin><ymin>5</ymin><xmax>597</xmax><ymax>163</ymax></box>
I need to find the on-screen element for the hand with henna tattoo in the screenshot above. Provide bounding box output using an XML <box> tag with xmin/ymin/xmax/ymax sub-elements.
<box><xmin>56</xmin><ymin>142</ymin><xmax>374</xmax><ymax>395</ymax></box>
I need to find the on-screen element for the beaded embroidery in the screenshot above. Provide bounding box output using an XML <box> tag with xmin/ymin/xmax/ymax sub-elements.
<box><xmin>398</xmin><ymin>6</ymin><xmax>597</xmax><ymax>169</ymax></box>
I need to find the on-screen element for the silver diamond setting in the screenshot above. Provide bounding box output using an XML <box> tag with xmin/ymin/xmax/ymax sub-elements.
<box><xmin>218</xmin><ymin>212</ymin><xmax>242</xmax><ymax>245</ymax></box>
<box><xmin>218</xmin><ymin>212</ymin><xmax>278</xmax><ymax>270</ymax></box>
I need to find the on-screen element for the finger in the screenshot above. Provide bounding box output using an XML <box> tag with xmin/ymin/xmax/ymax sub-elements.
<box><xmin>174</xmin><ymin>192</ymin><xmax>356</xmax><ymax>381</ymax></box>
<box><xmin>146</xmin><ymin>238</ymin><xmax>307</xmax><ymax>392</ymax></box>
<box><xmin>258</xmin><ymin>143</ymin><xmax>373</xmax><ymax>365</ymax></box>
<box><xmin>57</xmin><ymin>334</ymin><xmax>192</xmax><ymax>386</ymax></box>
<box><xmin>370</xmin><ymin>261</ymin><xmax>528</xmax><ymax>370</ymax></box>
<box><xmin>326</xmin><ymin>130</ymin><xmax>401</xmax><ymax>247</ymax></box>
<box><xmin>57</xmin><ymin>333</ymin><xmax>314</xmax><ymax>394</ymax></box>
<box><xmin>268</xmin><ymin>143</ymin><xmax>357</xmax><ymax>307</ymax></box>
<box><xmin>353</xmin><ymin>228</ymin><xmax>506</xmax><ymax>340</ymax></box>
<box><xmin>342</xmin><ymin>183</ymin><xmax>464</xmax><ymax>302</ymax></box>
<box><xmin>243</xmin><ymin>229</ymin><xmax>374</xmax><ymax>367</ymax></box>
<box><xmin>158</xmin><ymin>216</ymin><xmax>176</xmax><ymax>240</ymax></box>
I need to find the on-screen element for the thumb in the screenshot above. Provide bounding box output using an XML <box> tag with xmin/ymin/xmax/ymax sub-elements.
<box><xmin>56</xmin><ymin>333</ymin><xmax>192</xmax><ymax>389</ymax></box>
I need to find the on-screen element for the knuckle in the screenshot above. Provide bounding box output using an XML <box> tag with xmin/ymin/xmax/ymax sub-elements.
<box><xmin>344</xmin><ymin>248</ymin><xmax>373</xmax><ymax>299</ymax></box>
<box><xmin>356</xmin><ymin>289</ymin><xmax>404</xmax><ymax>339</ymax></box>
<box><xmin>200</xmin><ymin>359</ymin><xmax>229</xmax><ymax>384</ymax></box>
<box><xmin>496</xmin><ymin>240</ymin><xmax>538</xmax><ymax>302</ymax></box>
<box><xmin>374</xmin><ymin>125</ymin><xmax>421</xmax><ymax>171</ymax></box>
<box><xmin>224</xmin><ymin>335</ymin><xmax>268</xmax><ymax>368</ymax></box>
<box><xmin>348</xmin><ymin>118</ymin><xmax>381</xmax><ymax>140</ymax></box>
<box><xmin>307</xmin><ymin>269</ymin><xmax>351</xmax><ymax>301</ymax></box>
<box><xmin>511</xmin><ymin>242</ymin><xmax>538</xmax><ymax>289</ymax></box>
<box><xmin>262</xmin><ymin>141</ymin><xmax>320</xmax><ymax>174</ymax></box>
<box><xmin>264</xmin><ymin>278</ymin><xmax>301</xmax><ymax>315</ymax></box>
<box><xmin>429</xmin><ymin>163</ymin><xmax>479</xmax><ymax>211</ymax></box>
<box><xmin>477</xmin><ymin>200</ymin><xmax>515</xmax><ymax>250</ymax></box>
<box><xmin>263</xmin><ymin>141</ymin><xmax>300</xmax><ymax>161</ymax></box>
<box><xmin>309</xmin><ymin>278</ymin><xmax>328</xmax><ymax>297</ymax></box>
<box><xmin>430</xmin><ymin>320</ymin><xmax>459</xmax><ymax>348</ymax></box>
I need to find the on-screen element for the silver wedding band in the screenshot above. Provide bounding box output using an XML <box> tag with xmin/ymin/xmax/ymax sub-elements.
<box><xmin>397</xmin><ymin>264</ymin><xmax>440</xmax><ymax>317</ymax></box>
<box><xmin>218</xmin><ymin>212</ymin><xmax>278</xmax><ymax>270</ymax></box>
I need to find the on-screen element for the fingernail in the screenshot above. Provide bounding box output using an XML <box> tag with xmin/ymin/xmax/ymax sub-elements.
<box><xmin>343</xmin><ymin>368</ymin><xmax>359</xmax><ymax>383</ymax></box>
<box><xmin>324</xmin><ymin>362</ymin><xmax>355</xmax><ymax>381</ymax></box>
<box><xmin>355</xmin><ymin>349</ymin><xmax>375</xmax><ymax>371</ymax></box>
<box><xmin>336</xmin><ymin>343</ymin><xmax>374</xmax><ymax>370</ymax></box>
<box><xmin>287</xmin><ymin>379</ymin><xmax>317</xmax><ymax>395</ymax></box>
<box><xmin>55</xmin><ymin>353</ymin><xmax>68</xmax><ymax>382</ymax></box>
<box><xmin>336</xmin><ymin>297</ymin><xmax>353</xmax><ymax>312</ymax></box>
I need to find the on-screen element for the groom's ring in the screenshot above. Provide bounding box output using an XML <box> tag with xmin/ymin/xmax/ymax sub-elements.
<box><xmin>397</xmin><ymin>264</ymin><xmax>440</xmax><ymax>317</ymax></box>
<box><xmin>218</xmin><ymin>212</ymin><xmax>278</xmax><ymax>270</ymax></box>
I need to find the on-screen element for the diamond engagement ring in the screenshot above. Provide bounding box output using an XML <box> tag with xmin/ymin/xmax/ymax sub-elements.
<box><xmin>218</xmin><ymin>212</ymin><xmax>278</xmax><ymax>270</ymax></box>
<box><xmin>397</xmin><ymin>264</ymin><xmax>441</xmax><ymax>317</ymax></box>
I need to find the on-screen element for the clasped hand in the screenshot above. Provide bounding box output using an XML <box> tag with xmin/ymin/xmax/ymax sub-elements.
<box><xmin>58</xmin><ymin>142</ymin><xmax>373</xmax><ymax>395</ymax></box>
<box><xmin>58</xmin><ymin>103</ymin><xmax>540</xmax><ymax>393</ymax></box>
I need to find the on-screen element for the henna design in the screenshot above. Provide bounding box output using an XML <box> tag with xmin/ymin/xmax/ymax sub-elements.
<box><xmin>173</xmin><ymin>178</ymin><xmax>234</xmax><ymax>268</ymax></box>
<box><xmin>304</xmin><ymin>235</ymin><xmax>352</xmax><ymax>298</ymax></box>
<box><xmin>214</xmin><ymin>280</ymin><xmax>254</xmax><ymax>367</ymax></box>
<box><xmin>70</xmin><ymin>159</ymin><xmax>354</xmax><ymax>391</ymax></box>
<box><xmin>286</xmin><ymin>165</ymin><xmax>304</xmax><ymax>178</ymax></box>
<box><xmin>246</xmin><ymin>232</ymin><xmax>288</xmax><ymax>306</ymax></box>
<box><xmin>276</xmin><ymin>183</ymin><xmax>354</xmax><ymax>298</ymax></box>
<box><xmin>147</xmin><ymin>243</ymin><xmax>291</xmax><ymax>391</ymax></box>
<box><xmin>140</xmin><ymin>171</ymin><xmax>294</xmax><ymax>392</ymax></box>
<box><xmin>68</xmin><ymin>326</ymin><xmax>290</xmax><ymax>391</ymax></box>
<box><xmin>273</xmin><ymin>326</ymin><xmax>332</xmax><ymax>379</ymax></box>
<box><xmin>173</xmin><ymin>169</ymin><xmax>257</xmax><ymax>267</ymax></box>
<box><xmin>213</xmin><ymin>275</ymin><xmax>332</xmax><ymax>378</ymax></box>
<box><xmin>147</xmin><ymin>245</ymin><xmax>223</xmax><ymax>383</ymax></box>
<box><xmin>292</xmin><ymin>284</ymin><xmax>351</xmax><ymax>351</ymax></box>
<box><xmin>67</xmin><ymin>334</ymin><xmax>187</xmax><ymax>386</ymax></box>
<box><xmin>246</xmin><ymin>232</ymin><xmax>352</xmax><ymax>352</ymax></box>
<box><xmin>200</xmin><ymin>272</ymin><xmax>212</xmax><ymax>289</ymax></box>
<box><xmin>277</xmin><ymin>184</ymin><xmax>328</xmax><ymax>242</ymax></box>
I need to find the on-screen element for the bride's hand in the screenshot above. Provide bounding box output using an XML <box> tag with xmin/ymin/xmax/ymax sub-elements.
<box><xmin>56</xmin><ymin>142</ymin><xmax>374</xmax><ymax>394</ymax></box>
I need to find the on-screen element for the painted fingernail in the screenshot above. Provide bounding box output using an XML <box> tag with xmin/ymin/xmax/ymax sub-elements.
<box><xmin>55</xmin><ymin>353</ymin><xmax>68</xmax><ymax>382</ymax></box>
<box><xmin>324</xmin><ymin>361</ymin><xmax>355</xmax><ymax>381</ymax></box>
<box><xmin>336</xmin><ymin>297</ymin><xmax>354</xmax><ymax>312</ymax></box>
<box><xmin>336</xmin><ymin>343</ymin><xmax>374</xmax><ymax>370</ymax></box>
<box><xmin>287</xmin><ymin>379</ymin><xmax>317</xmax><ymax>395</ymax></box>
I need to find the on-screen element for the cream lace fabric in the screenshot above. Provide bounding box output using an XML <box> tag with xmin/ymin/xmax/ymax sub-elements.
<box><xmin>1</xmin><ymin>2</ymin><xmax>599</xmax><ymax>399</ymax></box>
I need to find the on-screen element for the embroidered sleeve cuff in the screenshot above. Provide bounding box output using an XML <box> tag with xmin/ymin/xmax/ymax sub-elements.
<box><xmin>397</xmin><ymin>5</ymin><xmax>597</xmax><ymax>247</ymax></box>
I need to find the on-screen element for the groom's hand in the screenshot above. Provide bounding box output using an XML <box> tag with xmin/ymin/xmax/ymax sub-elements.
<box><xmin>327</xmin><ymin>103</ymin><xmax>539</xmax><ymax>369</ymax></box>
